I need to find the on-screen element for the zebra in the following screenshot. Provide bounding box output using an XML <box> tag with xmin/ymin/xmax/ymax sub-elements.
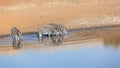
<box><xmin>38</xmin><ymin>23</ymin><xmax>68</xmax><ymax>39</ymax></box>
<box><xmin>11</xmin><ymin>27</ymin><xmax>23</xmax><ymax>49</ymax></box>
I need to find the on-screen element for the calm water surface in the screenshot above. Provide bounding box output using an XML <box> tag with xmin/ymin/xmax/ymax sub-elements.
<box><xmin>0</xmin><ymin>27</ymin><xmax>120</xmax><ymax>68</ymax></box>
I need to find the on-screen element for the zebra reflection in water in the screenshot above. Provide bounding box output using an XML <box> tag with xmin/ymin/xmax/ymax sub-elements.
<box><xmin>11</xmin><ymin>27</ymin><xmax>23</xmax><ymax>49</ymax></box>
<box><xmin>38</xmin><ymin>36</ymin><xmax>67</xmax><ymax>46</ymax></box>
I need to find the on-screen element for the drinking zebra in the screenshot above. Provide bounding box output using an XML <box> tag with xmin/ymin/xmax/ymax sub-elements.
<box><xmin>38</xmin><ymin>23</ymin><xmax>68</xmax><ymax>39</ymax></box>
<box><xmin>11</xmin><ymin>27</ymin><xmax>23</xmax><ymax>49</ymax></box>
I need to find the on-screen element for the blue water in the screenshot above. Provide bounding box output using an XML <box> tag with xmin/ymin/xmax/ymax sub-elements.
<box><xmin>0</xmin><ymin>46</ymin><xmax>120</xmax><ymax>68</ymax></box>
<box><xmin>0</xmin><ymin>29</ymin><xmax>120</xmax><ymax>68</ymax></box>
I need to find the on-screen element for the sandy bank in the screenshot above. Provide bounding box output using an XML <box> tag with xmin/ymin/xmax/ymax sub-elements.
<box><xmin>0</xmin><ymin>0</ymin><xmax>120</xmax><ymax>35</ymax></box>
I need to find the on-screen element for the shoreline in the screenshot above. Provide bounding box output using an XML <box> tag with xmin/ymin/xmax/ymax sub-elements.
<box><xmin>0</xmin><ymin>24</ymin><xmax>120</xmax><ymax>38</ymax></box>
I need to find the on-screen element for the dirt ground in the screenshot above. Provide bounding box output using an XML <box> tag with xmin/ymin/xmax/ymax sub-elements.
<box><xmin>0</xmin><ymin>0</ymin><xmax>120</xmax><ymax>35</ymax></box>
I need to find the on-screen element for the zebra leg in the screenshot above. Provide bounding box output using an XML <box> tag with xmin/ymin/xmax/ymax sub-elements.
<box><xmin>38</xmin><ymin>32</ymin><xmax>43</xmax><ymax>43</ymax></box>
<box><xmin>12</xmin><ymin>35</ymin><xmax>22</xmax><ymax>49</ymax></box>
<box><xmin>39</xmin><ymin>32</ymin><xmax>42</xmax><ymax>39</ymax></box>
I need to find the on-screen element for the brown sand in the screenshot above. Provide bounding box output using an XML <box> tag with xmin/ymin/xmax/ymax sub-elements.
<box><xmin>0</xmin><ymin>0</ymin><xmax>120</xmax><ymax>35</ymax></box>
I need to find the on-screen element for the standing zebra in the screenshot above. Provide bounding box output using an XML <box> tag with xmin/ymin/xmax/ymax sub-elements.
<box><xmin>11</xmin><ymin>27</ymin><xmax>23</xmax><ymax>49</ymax></box>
